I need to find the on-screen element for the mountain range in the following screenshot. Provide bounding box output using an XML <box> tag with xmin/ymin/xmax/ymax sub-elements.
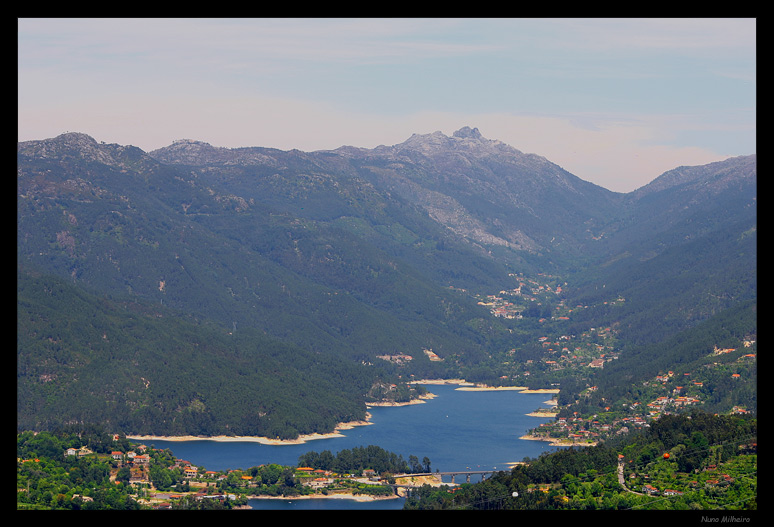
<box><xmin>17</xmin><ymin>127</ymin><xmax>756</xmax><ymax>438</ymax></box>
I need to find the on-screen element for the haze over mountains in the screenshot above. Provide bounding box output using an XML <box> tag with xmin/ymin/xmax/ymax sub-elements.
<box><xmin>17</xmin><ymin>127</ymin><xmax>756</xmax><ymax>439</ymax></box>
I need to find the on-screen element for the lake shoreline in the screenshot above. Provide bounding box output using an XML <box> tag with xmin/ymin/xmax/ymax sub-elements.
<box><xmin>127</xmin><ymin>398</ymin><xmax>431</xmax><ymax>446</ymax></box>
<box><xmin>127</xmin><ymin>379</ymin><xmax>560</xmax><ymax>446</ymax></box>
<box><xmin>246</xmin><ymin>492</ymin><xmax>402</xmax><ymax>503</ymax></box>
<box><xmin>519</xmin><ymin>434</ymin><xmax>597</xmax><ymax>447</ymax></box>
<box><xmin>127</xmin><ymin>382</ymin><xmax>563</xmax><ymax>509</ymax></box>
<box><xmin>126</xmin><ymin>417</ymin><xmax>374</xmax><ymax>446</ymax></box>
<box><xmin>243</xmin><ymin>474</ymin><xmax>444</xmax><ymax>505</ymax></box>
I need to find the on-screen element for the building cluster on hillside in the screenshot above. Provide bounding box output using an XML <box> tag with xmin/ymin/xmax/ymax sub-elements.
<box><xmin>60</xmin><ymin>439</ymin><xmax>402</xmax><ymax>509</ymax></box>
<box><xmin>537</xmin><ymin>330</ymin><xmax>619</xmax><ymax>370</ymax></box>
<box><xmin>531</xmin><ymin>413</ymin><xmax>649</xmax><ymax>445</ymax></box>
<box><xmin>376</xmin><ymin>353</ymin><xmax>413</xmax><ymax>365</ymax></box>
<box><xmin>528</xmin><ymin>337</ymin><xmax>756</xmax><ymax>444</ymax></box>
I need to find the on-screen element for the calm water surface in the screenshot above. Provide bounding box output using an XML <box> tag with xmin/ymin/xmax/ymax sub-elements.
<box><xmin>145</xmin><ymin>384</ymin><xmax>561</xmax><ymax>510</ymax></box>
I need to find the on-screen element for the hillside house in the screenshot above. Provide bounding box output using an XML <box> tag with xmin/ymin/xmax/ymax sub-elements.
<box><xmin>133</xmin><ymin>454</ymin><xmax>150</xmax><ymax>465</ymax></box>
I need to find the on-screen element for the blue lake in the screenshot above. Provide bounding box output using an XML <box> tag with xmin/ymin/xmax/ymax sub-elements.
<box><xmin>144</xmin><ymin>384</ymin><xmax>561</xmax><ymax>510</ymax></box>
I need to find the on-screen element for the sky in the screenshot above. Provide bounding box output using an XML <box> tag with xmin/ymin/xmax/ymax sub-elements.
<box><xmin>18</xmin><ymin>18</ymin><xmax>756</xmax><ymax>193</ymax></box>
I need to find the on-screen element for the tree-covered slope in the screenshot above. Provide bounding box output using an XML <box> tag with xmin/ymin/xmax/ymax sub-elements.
<box><xmin>17</xmin><ymin>133</ymin><xmax>500</xmax><ymax>368</ymax></box>
<box><xmin>17</xmin><ymin>267</ymin><xmax>375</xmax><ymax>439</ymax></box>
<box><xmin>562</xmin><ymin>155</ymin><xmax>756</xmax><ymax>346</ymax></box>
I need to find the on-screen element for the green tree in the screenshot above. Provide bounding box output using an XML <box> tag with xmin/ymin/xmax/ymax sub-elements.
<box><xmin>116</xmin><ymin>466</ymin><xmax>131</xmax><ymax>484</ymax></box>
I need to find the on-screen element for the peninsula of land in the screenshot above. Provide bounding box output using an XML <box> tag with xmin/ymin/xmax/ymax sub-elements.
<box><xmin>128</xmin><ymin>388</ymin><xmax>438</xmax><ymax>445</ymax></box>
<box><xmin>127</xmin><ymin>417</ymin><xmax>374</xmax><ymax>446</ymax></box>
<box><xmin>127</xmin><ymin>380</ymin><xmax>559</xmax><ymax>446</ymax></box>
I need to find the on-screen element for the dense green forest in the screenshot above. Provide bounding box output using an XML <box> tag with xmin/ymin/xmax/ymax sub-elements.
<box><xmin>297</xmin><ymin>445</ymin><xmax>430</xmax><ymax>475</ymax></box>
<box><xmin>17</xmin><ymin>267</ymin><xmax>376</xmax><ymax>439</ymax></box>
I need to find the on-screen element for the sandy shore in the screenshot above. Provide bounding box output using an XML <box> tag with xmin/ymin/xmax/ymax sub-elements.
<box><xmin>526</xmin><ymin>410</ymin><xmax>559</xmax><ymax>417</ymax></box>
<box><xmin>519</xmin><ymin>434</ymin><xmax>596</xmax><ymax>447</ymax></box>
<box><xmin>456</xmin><ymin>385</ymin><xmax>527</xmax><ymax>391</ymax></box>
<box><xmin>127</xmin><ymin>416</ymin><xmax>374</xmax><ymax>446</ymax></box>
<box><xmin>412</xmin><ymin>378</ymin><xmax>524</xmax><ymax>391</ymax></box>
<box><xmin>429</xmin><ymin>380</ymin><xmax>559</xmax><ymax>395</ymax></box>
<box><xmin>440</xmin><ymin>382</ymin><xmax>559</xmax><ymax>418</ymax></box>
<box><xmin>413</xmin><ymin>378</ymin><xmax>468</xmax><ymax>385</ymax></box>
<box><xmin>247</xmin><ymin>492</ymin><xmax>401</xmax><ymax>502</ymax></box>
<box><xmin>519</xmin><ymin>434</ymin><xmax>570</xmax><ymax>446</ymax></box>
<box><xmin>365</xmin><ymin>392</ymin><xmax>437</xmax><ymax>407</ymax></box>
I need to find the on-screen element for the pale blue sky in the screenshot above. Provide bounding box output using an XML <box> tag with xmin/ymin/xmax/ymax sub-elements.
<box><xmin>18</xmin><ymin>18</ymin><xmax>755</xmax><ymax>192</ymax></box>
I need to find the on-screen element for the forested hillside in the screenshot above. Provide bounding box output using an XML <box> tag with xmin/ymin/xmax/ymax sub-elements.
<box><xmin>17</xmin><ymin>267</ymin><xmax>375</xmax><ymax>439</ymax></box>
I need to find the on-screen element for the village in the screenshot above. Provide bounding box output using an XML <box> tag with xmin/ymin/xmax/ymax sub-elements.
<box><xmin>514</xmin><ymin>336</ymin><xmax>755</xmax><ymax>447</ymax></box>
<box><xmin>470</xmin><ymin>273</ymin><xmax>757</xmax><ymax>447</ymax></box>
<box><xmin>59</xmin><ymin>440</ymin><xmax>431</xmax><ymax>509</ymax></box>
<box><xmin>471</xmin><ymin>272</ymin><xmax>626</xmax><ymax>384</ymax></box>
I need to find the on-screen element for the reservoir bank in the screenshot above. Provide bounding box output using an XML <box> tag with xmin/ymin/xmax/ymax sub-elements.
<box><xmin>132</xmin><ymin>382</ymin><xmax>562</xmax><ymax>509</ymax></box>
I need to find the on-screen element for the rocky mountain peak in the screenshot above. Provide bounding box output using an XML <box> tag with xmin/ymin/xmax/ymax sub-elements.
<box><xmin>148</xmin><ymin>126</ymin><xmax>519</xmax><ymax>166</ymax></box>
<box><xmin>452</xmin><ymin>126</ymin><xmax>483</xmax><ymax>140</ymax></box>
<box><xmin>18</xmin><ymin>132</ymin><xmax>99</xmax><ymax>156</ymax></box>
<box><xmin>17</xmin><ymin>132</ymin><xmax>146</xmax><ymax>169</ymax></box>
<box><xmin>149</xmin><ymin>139</ymin><xmax>280</xmax><ymax>167</ymax></box>
<box><xmin>391</xmin><ymin>127</ymin><xmax>520</xmax><ymax>159</ymax></box>
<box><xmin>150</xmin><ymin>138</ymin><xmax>220</xmax><ymax>165</ymax></box>
<box><xmin>630</xmin><ymin>155</ymin><xmax>757</xmax><ymax>198</ymax></box>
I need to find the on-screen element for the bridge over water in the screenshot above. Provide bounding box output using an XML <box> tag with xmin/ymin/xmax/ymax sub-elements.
<box><xmin>388</xmin><ymin>470</ymin><xmax>501</xmax><ymax>497</ymax></box>
<box><xmin>397</xmin><ymin>469</ymin><xmax>499</xmax><ymax>484</ymax></box>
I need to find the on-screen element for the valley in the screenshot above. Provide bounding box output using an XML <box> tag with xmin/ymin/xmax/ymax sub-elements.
<box><xmin>447</xmin><ymin>271</ymin><xmax>756</xmax><ymax>446</ymax></box>
<box><xmin>17</xmin><ymin>128</ymin><xmax>756</xmax><ymax>509</ymax></box>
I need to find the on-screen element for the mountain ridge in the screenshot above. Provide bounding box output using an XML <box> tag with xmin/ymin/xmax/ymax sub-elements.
<box><xmin>21</xmin><ymin>128</ymin><xmax>753</xmax><ymax>203</ymax></box>
<box><xmin>145</xmin><ymin>127</ymin><xmax>625</xmax><ymax>261</ymax></box>
<box><xmin>18</xmin><ymin>127</ymin><xmax>755</xmax><ymax>294</ymax></box>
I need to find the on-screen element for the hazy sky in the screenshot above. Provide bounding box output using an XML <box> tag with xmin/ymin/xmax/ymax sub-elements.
<box><xmin>18</xmin><ymin>18</ymin><xmax>755</xmax><ymax>192</ymax></box>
